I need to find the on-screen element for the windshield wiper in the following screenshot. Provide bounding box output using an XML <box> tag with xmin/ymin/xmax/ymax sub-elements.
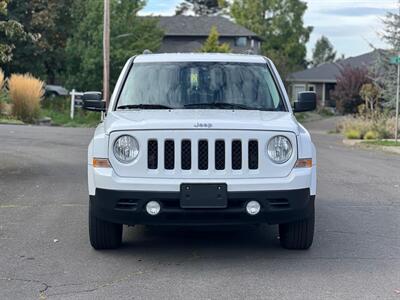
<box><xmin>117</xmin><ymin>104</ymin><xmax>173</xmax><ymax>110</ymax></box>
<box><xmin>184</xmin><ymin>102</ymin><xmax>274</xmax><ymax>111</ymax></box>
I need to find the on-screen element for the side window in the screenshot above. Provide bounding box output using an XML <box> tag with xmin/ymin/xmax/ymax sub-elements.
<box><xmin>235</xmin><ymin>37</ymin><xmax>247</xmax><ymax>47</ymax></box>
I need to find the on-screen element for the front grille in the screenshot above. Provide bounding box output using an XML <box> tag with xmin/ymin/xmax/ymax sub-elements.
<box><xmin>147</xmin><ymin>138</ymin><xmax>259</xmax><ymax>171</ymax></box>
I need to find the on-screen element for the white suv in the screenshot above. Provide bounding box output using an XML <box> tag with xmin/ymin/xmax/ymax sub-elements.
<box><xmin>83</xmin><ymin>53</ymin><xmax>317</xmax><ymax>250</ymax></box>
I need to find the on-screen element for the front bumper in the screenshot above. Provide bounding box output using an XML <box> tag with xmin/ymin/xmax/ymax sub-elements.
<box><xmin>90</xmin><ymin>188</ymin><xmax>314</xmax><ymax>226</ymax></box>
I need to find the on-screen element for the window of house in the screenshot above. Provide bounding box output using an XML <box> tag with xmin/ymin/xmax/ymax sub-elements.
<box><xmin>235</xmin><ymin>37</ymin><xmax>247</xmax><ymax>47</ymax></box>
<box><xmin>308</xmin><ymin>84</ymin><xmax>316</xmax><ymax>92</ymax></box>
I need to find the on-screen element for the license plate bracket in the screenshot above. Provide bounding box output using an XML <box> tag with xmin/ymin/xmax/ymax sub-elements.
<box><xmin>180</xmin><ymin>183</ymin><xmax>227</xmax><ymax>208</ymax></box>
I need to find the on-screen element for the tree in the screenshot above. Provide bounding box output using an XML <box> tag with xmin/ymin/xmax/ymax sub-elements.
<box><xmin>360</xmin><ymin>83</ymin><xmax>380</xmax><ymax>115</ymax></box>
<box><xmin>0</xmin><ymin>0</ymin><xmax>31</xmax><ymax>64</ymax></box>
<box><xmin>312</xmin><ymin>36</ymin><xmax>336</xmax><ymax>67</ymax></box>
<box><xmin>175</xmin><ymin>0</ymin><xmax>227</xmax><ymax>16</ymax></box>
<box><xmin>65</xmin><ymin>0</ymin><xmax>163</xmax><ymax>91</ymax></box>
<box><xmin>371</xmin><ymin>7</ymin><xmax>400</xmax><ymax>109</ymax></box>
<box><xmin>230</xmin><ymin>0</ymin><xmax>312</xmax><ymax>77</ymax></box>
<box><xmin>200</xmin><ymin>26</ymin><xmax>231</xmax><ymax>53</ymax></box>
<box><xmin>4</xmin><ymin>0</ymin><xmax>75</xmax><ymax>83</ymax></box>
<box><xmin>331</xmin><ymin>66</ymin><xmax>371</xmax><ymax>114</ymax></box>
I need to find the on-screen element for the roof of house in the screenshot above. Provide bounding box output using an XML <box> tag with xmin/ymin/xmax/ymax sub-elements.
<box><xmin>287</xmin><ymin>50</ymin><xmax>379</xmax><ymax>83</ymax></box>
<box><xmin>157</xmin><ymin>16</ymin><xmax>260</xmax><ymax>39</ymax></box>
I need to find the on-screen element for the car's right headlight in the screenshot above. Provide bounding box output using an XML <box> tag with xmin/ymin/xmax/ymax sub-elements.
<box><xmin>113</xmin><ymin>135</ymin><xmax>139</xmax><ymax>163</ymax></box>
<box><xmin>267</xmin><ymin>135</ymin><xmax>293</xmax><ymax>164</ymax></box>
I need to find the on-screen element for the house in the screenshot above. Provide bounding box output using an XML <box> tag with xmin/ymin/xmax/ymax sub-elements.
<box><xmin>286</xmin><ymin>50</ymin><xmax>379</xmax><ymax>107</ymax></box>
<box><xmin>156</xmin><ymin>16</ymin><xmax>262</xmax><ymax>54</ymax></box>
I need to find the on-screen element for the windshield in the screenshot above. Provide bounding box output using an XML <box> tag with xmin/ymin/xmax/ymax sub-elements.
<box><xmin>116</xmin><ymin>62</ymin><xmax>286</xmax><ymax>111</ymax></box>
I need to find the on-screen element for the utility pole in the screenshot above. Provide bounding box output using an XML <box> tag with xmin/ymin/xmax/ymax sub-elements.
<box><xmin>103</xmin><ymin>0</ymin><xmax>110</xmax><ymax>109</ymax></box>
<box><xmin>396</xmin><ymin>0</ymin><xmax>400</xmax><ymax>143</ymax></box>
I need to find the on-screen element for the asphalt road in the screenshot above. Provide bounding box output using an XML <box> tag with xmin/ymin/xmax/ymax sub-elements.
<box><xmin>0</xmin><ymin>119</ymin><xmax>399</xmax><ymax>300</ymax></box>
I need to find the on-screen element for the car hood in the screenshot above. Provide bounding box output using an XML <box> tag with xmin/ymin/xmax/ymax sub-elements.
<box><xmin>103</xmin><ymin>110</ymin><xmax>300</xmax><ymax>135</ymax></box>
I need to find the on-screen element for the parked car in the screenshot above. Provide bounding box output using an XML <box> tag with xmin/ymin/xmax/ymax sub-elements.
<box><xmin>83</xmin><ymin>53</ymin><xmax>317</xmax><ymax>250</ymax></box>
<box><xmin>45</xmin><ymin>84</ymin><xmax>69</xmax><ymax>98</ymax></box>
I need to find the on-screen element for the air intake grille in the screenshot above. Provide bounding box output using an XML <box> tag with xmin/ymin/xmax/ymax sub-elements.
<box><xmin>232</xmin><ymin>140</ymin><xmax>242</xmax><ymax>170</ymax></box>
<box><xmin>198</xmin><ymin>140</ymin><xmax>209</xmax><ymax>170</ymax></box>
<box><xmin>147</xmin><ymin>140</ymin><xmax>158</xmax><ymax>169</ymax></box>
<box><xmin>164</xmin><ymin>140</ymin><xmax>175</xmax><ymax>170</ymax></box>
<box><xmin>248</xmin><ymin>140</ymin><xmax>259</xmax><ymax>170</ymax></box>
<box><xmin>147</xmin><ymin>138</ymin><xmax>259</xmax><ymax>171</ymax></box>
<box><xmin>181</xmin><ymin>140</ymin><xmax>191</xmax><ymax>170</ymax></box>
<box><xmin>215</xmin><ymin>140</ymin><xmax>225</xmax><ymax>170</ymax></box>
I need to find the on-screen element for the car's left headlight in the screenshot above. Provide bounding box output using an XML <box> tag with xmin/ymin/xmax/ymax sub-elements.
<box><xmin>113</xmin><ymin>135</ymin><xmax>139</xmax><ymax>163</ymax></box>
<box><xmin>267</xmin><ymin>135</ymin><xmax>293</xmax><ymax>164</ymax></box>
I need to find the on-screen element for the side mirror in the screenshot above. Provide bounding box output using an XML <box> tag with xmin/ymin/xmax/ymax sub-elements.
<box><xmin>82</xmin><ymin>92</ymin><xmax>106</xmax><ymax>112</ymax></box>
<box><xmin>293</xmin><ymin>92</ymin><xmax>317</xmax><ymax>113</ymax></box>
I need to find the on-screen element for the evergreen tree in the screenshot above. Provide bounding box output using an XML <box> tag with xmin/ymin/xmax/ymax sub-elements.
<box><xmin>371</xmin><ymin>6</ymin><xmax>400</xmax><ymax>108</ymax></box>
<box><xmin>230</xmin><ymin>0</ymin><xmax>312</xmax><ymax>77</ymax></box>
<box><xmin>200</xmin><ymin>26</ymin><xmax>231</xmax><ymax>53</ymax></box>
<box><xmin>65</xmin><ymin>0</ymin><xmax>163</xmax><ymax>91</ymax></box>
<box><xmin>312</xmin><ymin>36</ymin><xmax>336</xmax><ymax>67</ymax></box>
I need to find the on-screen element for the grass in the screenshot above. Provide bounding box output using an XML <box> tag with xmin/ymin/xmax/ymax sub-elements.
<box><xmin>0</xmin><ymin>116</ymin><xmax>24</xmax><ymax>125</ymax></box>
<box><xmin>362</xmin><ymin>140</ymin><xmax>400</xmax><ymax>147</ymax></box>
<box><xmin>40</xmin><ymin>108</ymin><xmax>101</xmax><ymax>127</ymax></box>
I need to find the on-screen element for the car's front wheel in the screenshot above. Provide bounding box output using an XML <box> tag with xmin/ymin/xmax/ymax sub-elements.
<box><xmin>279</xmin><ymin>205</ymin><xmax>315</xmax><ymax>250</ymax></box>
<box><xmin>89</xmin><ymin>204</ymin><xmax>122</xmax><ymax>250</ymax></box>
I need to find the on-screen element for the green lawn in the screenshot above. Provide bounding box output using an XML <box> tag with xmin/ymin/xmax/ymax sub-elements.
<box><xmin>362</xmin><ymin>140</ymin><xmax>400</xmax><ymax>147</ymax></box>
<box><xmin>40</xmin><ymin>97</ymin><xmax>101</xmax><ymax>127</ymax></box>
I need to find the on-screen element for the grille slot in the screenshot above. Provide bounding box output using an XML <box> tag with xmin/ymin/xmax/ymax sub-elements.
<box><xmin>248</xmin><ymin>140</ymin><xmax>259</xmax><ymax>170</ymax></box>
<box><xmin>181</xmin><ymin>140</ymin><xmax>192</xmax><ymax>170</ymax></box>
<box><xmin>198</xmin><ymin>140</ymin><xmax>209</xmax><ymax>170</ymax></box>
<box><xmin>268</xmin><ymin>199</ymin><xmax>290</xmax><ymax>209</ymax></box>
<box><xmin>215</xmin><ymin>140</ymin><xmax>225</xmax><ymax>170</ymax></box>
<box><xmin>147</xmin><ymin>140</ymin><xmax>158</xmax><ymax>169</ymax></box>
<box><xmin>231</xmin><ymin>140</ymin><xmax>242</xmax><ymax>170</ymax></box>
<box><xmin>164</xmin><ymin>140</ymin><xmax>175</xmax><ymax>170</ymax></box>
<box><xmin>115</xmin><ymin>199</ymin><xmax>139</xmax><ymax>210</ymax></box>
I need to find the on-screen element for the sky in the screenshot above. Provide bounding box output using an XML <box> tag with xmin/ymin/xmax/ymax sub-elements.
<box><xmin>141</xmin><ymin>0</ymin><xmax>398</xmax><ymax>59</ymax></box>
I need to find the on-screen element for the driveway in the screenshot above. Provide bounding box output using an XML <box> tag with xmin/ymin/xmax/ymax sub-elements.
<box><xmin>0</xmin><ymin>121</ymin><xmax>399</xmax><ymax>299</ymax></box>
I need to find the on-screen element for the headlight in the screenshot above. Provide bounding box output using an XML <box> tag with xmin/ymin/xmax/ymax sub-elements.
<box><xmin>113</xmin><ymin>135</ymin><xmax>139</xmax><ymax>163</ymax></box>
<box><xmin>267</xmin><ymin>135</ymin><xmax>293</xmax><ymax>164</ymax></box>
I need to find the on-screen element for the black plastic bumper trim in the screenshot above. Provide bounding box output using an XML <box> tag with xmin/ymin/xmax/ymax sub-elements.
<box><xmin>90</xmin><ymin>188</ymin><xmax>314</xmax><ymax>226</ymax></box>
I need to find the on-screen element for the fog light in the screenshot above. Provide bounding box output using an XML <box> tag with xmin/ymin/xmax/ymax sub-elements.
<box><xmin>246</xmin><ymin>201</ymin><xmax>261</xmax><ymax>215</ymax></box>
<box><xmin>146</xmin><ymin>201</ymin><xmax>161</xmax><ymax>216</ymax></box>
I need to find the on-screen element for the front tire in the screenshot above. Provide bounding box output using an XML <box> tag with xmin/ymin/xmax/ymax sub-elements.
<box><xmin>279</xmin><ymin>205</ymin><xmax>315</xmax><ymax>250</ymax></box>
<box><xmin>89</xmin><ymin>205</ymin><xmax>122</xmax><ymax>250</ymax></box>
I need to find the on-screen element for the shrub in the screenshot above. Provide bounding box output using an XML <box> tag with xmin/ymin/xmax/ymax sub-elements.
<box><xmin>8</xmin><ymin>74</ymin><xmax>44</xmax><ymax>123</ymax></box>
<box><xmin>364</xmin><ymin>131</ymin><xmax>379</xmax><ymax>140</ymax></box>
<box><xmin>331</xmin><ymin>65</ymin><xmax>371</xmax><ymax>114</ymax></box>
<box><xmin>345</xmin><ymin>129</ymin><xmax>362</xmax><ymax>139</ymax></box>
<box><xmin>337</xmin><ymin>116</ymin><xmax>372</xmax><ymax>138</ymax></box>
